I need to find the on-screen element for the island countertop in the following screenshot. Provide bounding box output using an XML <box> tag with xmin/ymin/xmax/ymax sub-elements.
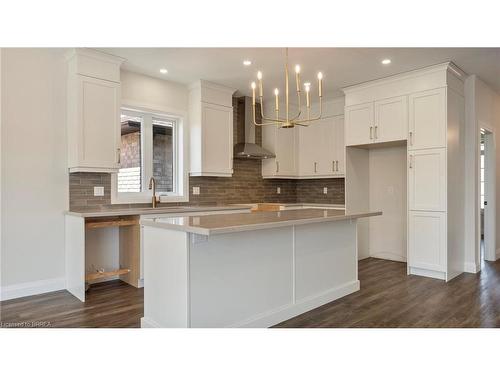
<box><xmin>140</xmin><ymin>208</ymin><xmax>382</xmax><ymax>235</ymax></box>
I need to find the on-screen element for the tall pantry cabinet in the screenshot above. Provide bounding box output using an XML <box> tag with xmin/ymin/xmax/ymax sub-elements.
<box><xmin>344</xmin><ymin>62</ymin><xmax>466</xmax><ymax>281</ymax></box>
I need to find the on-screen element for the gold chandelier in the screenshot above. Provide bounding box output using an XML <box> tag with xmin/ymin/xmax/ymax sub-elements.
<box><xmin>251</xmin><ymin>48</ymin><xmax>324</xmax><ymax>128</ymax></box>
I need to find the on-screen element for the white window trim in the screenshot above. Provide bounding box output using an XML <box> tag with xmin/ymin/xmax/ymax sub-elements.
<box><xmin>111</xmin><ymin>101</ymin><xmax>189</xmax><ymax>204</ymax></box>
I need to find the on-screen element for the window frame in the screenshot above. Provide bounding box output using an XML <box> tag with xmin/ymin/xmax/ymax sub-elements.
<box><xmin>111</xmin><ymin>103</ymin><xmax>189</xmax><ymax>204</ymax></box>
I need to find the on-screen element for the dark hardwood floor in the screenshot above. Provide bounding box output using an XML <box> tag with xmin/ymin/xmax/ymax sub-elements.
<box><xmin>2</xmin><ymin>258</ymin><xmax>500</xmax><ymax>328</ymax></box>
<box><xmin>0</xmin><ymin>280</ymin><xmax>143</xmax><ymax>328</ymax></box>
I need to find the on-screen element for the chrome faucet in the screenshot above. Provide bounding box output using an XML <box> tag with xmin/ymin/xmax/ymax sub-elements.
<box><xmin>148</xmin><ymin>177</ymin><xmax>160</xmax><ymax>208</ymax></box>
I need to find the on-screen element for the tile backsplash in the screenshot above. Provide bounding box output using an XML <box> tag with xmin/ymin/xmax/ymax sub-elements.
<box><xmin>69</xmin><ymin>164</ymin><xmax>344</xmax><ymax>210</ymax></box>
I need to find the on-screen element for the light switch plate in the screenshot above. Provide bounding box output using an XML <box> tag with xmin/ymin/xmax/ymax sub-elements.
<box><xmin>94</xmin><ymin>186</ymin><xmax>104</xmax><ymax>197</ymax></box>
<box><xmin>192</xmin><ymin>186</ymin><xmax>200</xmax><ymax>195</ymax></box>
<box><xmin>323</xmin><ymin>187</ymin><xmax>328</xmax><ymax>195</ymax></box>
<box><xmin>277</xmin><ymin>187</ymin><xmax>281</xmax><ymax>194</ymax></box>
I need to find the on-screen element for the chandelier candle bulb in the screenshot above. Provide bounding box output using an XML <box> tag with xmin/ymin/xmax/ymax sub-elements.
<box><xmin>317</xmin><ymin>72</ymin><xmax>323</xmax><ymax>97</ymax></box>
<box><xmin>274</xmin><ymin>88</ymin><xmax>279</xmax><ymax>111</ymax></box>
<box><xmin>305</xmin><ymin>84</ymin><xmax>310</xmax><ymax>108</ymax></box>
<box><xmin>257</xmin><ymin>71</ymin><xmax>263</xmax><ymax>97</ymax></box>
<box><xmin>295</xmin><ymin>65</ymin><xmax>301</xmax><ymax>92</ymax></box>
<box><xmin>251</xmin><ymin>82</ymin><xmax>256</xmax><ymax>105</ymax></box>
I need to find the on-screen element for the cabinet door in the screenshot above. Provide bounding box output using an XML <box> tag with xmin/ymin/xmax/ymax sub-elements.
<box><xmin>316</xmin><ymin>118</ymin><xmax>335</xmax><ymax>175</ymax></box>
<box><xmin>334</xmin><ymin>116</ymin><xmax>345</xmax><ymax>175</ymax></box>
<box><xmin>408</xmin><ymin>148</ymin><xmax>446</xmax><ymax>211</ymax></box>
<box><xmin>408</xmin><ymin>88</ymin><xmax>446</xmax><ymax>150</ymax></box>
<box><xmin>408</xmin><ymin>211</ymin><xmax>446</xmax><ymax>272</ymax></box>
<box><xmin>275</xmin><ymin>127</ymin><xmax>296</xmax><ymax>176</ymax></box>
<box><xmin>201</xmin><ymin>103</ymin><xmax>233</xmax><ymax>175</ymax></box>
<box><xmin>298</xmin><ymin>124</ymin><xmax>320</xmax><ymax>176</ymax></box>
<box><xmin>78</xmin><ymin>75</ymin><xmax>121</xmax><ymax>169</ymax></box>
<box><xmin>345</xmin><ymin>102</ymin><xmax>373</xmax><ymax>146</ymax></box>
<box><xmin>374</xmin><ymin>96</ymin><xmax>408</xmax><ymax>143</ymax></box>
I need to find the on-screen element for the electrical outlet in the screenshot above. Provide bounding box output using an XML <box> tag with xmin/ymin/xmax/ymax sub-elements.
<box><xmin>323</xmin><ymin>187</ymin><xmax>328</xmax><ymax>195</ymax></box>
<box><xmin>277</xmin><ymin>187</ymin><xmax>281</xmax><ymax>194</ymax></box>
<box><xmin>94</xmin><ymin>186</ymin><xmax>104</xmax><ymax>197</ymax></box>
<box><xmin>192</xmin><ymin>186</ymin><xmax>200</xmax><ymax>195</ymax></box>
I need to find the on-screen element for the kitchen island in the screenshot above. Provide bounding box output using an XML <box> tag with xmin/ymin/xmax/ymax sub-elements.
<box><xmin>140</xmin><ymin>208</ymin><xmax>381</xmax><ymax>328</ymax></box>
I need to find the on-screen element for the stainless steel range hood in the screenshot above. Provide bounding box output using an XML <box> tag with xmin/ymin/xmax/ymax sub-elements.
<box><xmin>233</xmin><ymin>97</ymin><xmax>276</xmax><ymax>159</ymax></box>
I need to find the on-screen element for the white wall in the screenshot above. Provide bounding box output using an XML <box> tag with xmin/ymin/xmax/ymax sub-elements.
<box><xmin>121</xmin><ymin>70</ymin><xmax>188</xmax><ymax>113</ymax></box>
<box><xmin>368</xmin><ymin>146</ymin><xmax>407</xmax><ymax>262</ymax></box>
<box><xmin>1</xmin><ymin>49</ymin><xmax>68</xmax><ymax>298</ymax></box>
<box><xmin>464</xmin><ymin>75</ymin><xmax>500</xmax><ymax>270</ymax></box>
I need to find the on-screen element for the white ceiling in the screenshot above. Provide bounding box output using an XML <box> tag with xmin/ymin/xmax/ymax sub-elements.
<box><xmin>99</xmin><ymin>48</ymin><xmax>500</xmax><ymax>98</ymax></box>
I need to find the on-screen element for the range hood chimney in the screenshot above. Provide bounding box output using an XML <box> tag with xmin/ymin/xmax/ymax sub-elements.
<box><xmin>233</xmin><ymin>97</ymin><xmax>276</xmax><ymax>159</ymax></box>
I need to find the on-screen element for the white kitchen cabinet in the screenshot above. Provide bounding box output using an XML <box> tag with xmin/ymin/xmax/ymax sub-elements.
<box><xmin>66</xmin><ymin>49</ymin><xmax>124</xmax><ymax>173</ymax></box>
<box><xmin>346</xmin><ymin>96</ymin><xmax>407</xmax><ymax>146</ymax></box>
<box><xmin>262</xmin><ymin>126</ymin><xmax>297</xmax><ymax>178</ymax></box>
<box><xmin>333</xmin><ymin>116</ymin><xmax>345</xmax><ymax>175</ymax></box>
<box><xmin>296</xmin><ymin>115</ymin><xmax>344</xmax><ymax>178</ymax></box>
<box><xmin>189</xmin><ymin>80</ymin><xmax>235</xmax><ymax>177</ymax></box>
<box><xmin>374</xmin><ymin>96</ymin><xmax>408</xmax><ymax>143</ymax></box>
<box><xmin>344</xmin><ymin>62</ymin><xmax>466</xmax><ymax>282</ymax></box>
<box><xmin>408</xmin><ymin>88</ymin><xmax>447</xmax><ymax>150</ymax></box>
<box><xmin>408</xmin><ymin>148</ymin><xmax>446</xmax><ymax>211</ymax></box>
<box><xmin>345</xmin><ymin>102</ymin><xmax>373</xmax><ymax>146</ymax></box>
<box><xmin>408</xmin><ymin>211</ymin><xmax>447</xmax><ymax>273</ymax></box>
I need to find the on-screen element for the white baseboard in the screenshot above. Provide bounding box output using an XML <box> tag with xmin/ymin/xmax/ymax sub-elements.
<box><xmin>370</xmin><ymin>251</ymin><xmax>406</xmax><ymax>263</ymax></box>
<box><xmin>141</xmin><ymin>316</ymin><xmax>161</xmax><ymax>328</ymax></box>
<box><xmin>138</xmin><ymin>278</ymin><xmax>144</xmax><ymax>288</ymax></box>
<box><xmin>0</xmin><ymin>277</ymin><xmax>65</xmax><ymax>301</ymax></box>
<box><xmin>409</xmin><ymin>267</ymin><xmax>446</xmax><ymax>280</ymax></box>
<box><xmin>233</xmin><ymin>280</ymin><xmax>360</xmax><ymax>328</ymax></box>
<box><xmin>463</xmin><ymin>262</ymin><xmax>481</xmax><ymax>274</ymax></box>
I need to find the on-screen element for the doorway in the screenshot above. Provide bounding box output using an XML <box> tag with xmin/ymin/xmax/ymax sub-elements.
<box><xmin>480</xmin><ymin>127</ymin><xmax>496</xmax><ymax>263</ymax></box>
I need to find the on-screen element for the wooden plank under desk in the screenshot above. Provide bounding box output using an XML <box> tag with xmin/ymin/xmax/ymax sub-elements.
<box><xmin>85</xmin><ymin>216</ymin><xmax>139</xmax><ymax>229</ymax></box>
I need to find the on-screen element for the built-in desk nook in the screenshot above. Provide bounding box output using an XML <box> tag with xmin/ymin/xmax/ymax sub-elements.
<box><xmin>65</xmin><ymin>214</ymin><xmax>141</xmax><ymax>301</ymax></box>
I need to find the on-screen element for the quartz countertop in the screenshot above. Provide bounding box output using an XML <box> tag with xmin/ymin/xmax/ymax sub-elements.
<box><xmin>65</xmin><ymin>204</ymin><xmax>251</xmax><ymax>218</ymax></box>
<box><xmin>140</xmin><ymin>208</ymin><xmax>381</xmax><ymax>235</ymax></box>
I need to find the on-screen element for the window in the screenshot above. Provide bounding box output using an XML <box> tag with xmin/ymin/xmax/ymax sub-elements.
<box><xmin>113</xmin><ymin>107</ymin><xmax>187</xmax><ymax>203</ymax></box>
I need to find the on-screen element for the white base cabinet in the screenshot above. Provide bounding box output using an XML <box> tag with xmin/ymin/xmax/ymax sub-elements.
<box><xmin>408</xmin><ymin>211</ymin><xmax>447</xmax><ymax>277</ymax></box>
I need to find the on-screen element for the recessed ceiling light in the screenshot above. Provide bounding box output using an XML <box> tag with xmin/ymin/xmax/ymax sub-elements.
<box><xmin>381</xmin><ymin>59</ymin><xmax>391</xmax><ymax>65</ymax></box>
<box><xmin>160</xmin><ymin>68</ymin><xmax>168</xmax><ymax>74</ymax></box>
<box><xmin>243</xmin><ymin>60</ymin><xmax>252</xmax><ymax>66</ymax></box>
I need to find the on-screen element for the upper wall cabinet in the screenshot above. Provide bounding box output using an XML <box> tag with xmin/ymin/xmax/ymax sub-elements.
<box><xmin>262</xmin><ymin>126</ymin><xmax>297</xmax><ymax>178</ymax></box>
<box><xmin>408</xmin><ymin>88</ymin><xmax>446</xmax><ymax>150</ymax></box>
<box><xmin>345</xmin><ymin>96</ymin><xmax>407</xmax><ymax>146</ymax></box>
<box><xmin>345</xmin><ymin>102</ymin><xmax>373</xmax><ymax>146</ymax></box>
<box><xmin>297</xmin><ymin>115</ymin><xmax>344</xmax><ymax>178</ymax></box>
<box><xmin>374</xmin><ymin>96</ymin><xmax>408</xmax><ymax>143</ymax></box>
<box><xmin>66</xmin><ymin>49</ymin><xmax>124</xmax><ymax>173</ymax></box>
<box><xmin>189</xmin><ymin>80</ymin><xmax>235</xmax><ymax>177</ymax></box>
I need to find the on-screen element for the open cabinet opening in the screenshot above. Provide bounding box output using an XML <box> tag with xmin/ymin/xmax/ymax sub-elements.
<box><xmin>346</xmin><ymin>142</ymin><xmax>407</xmax><ymax>262</ymax></box>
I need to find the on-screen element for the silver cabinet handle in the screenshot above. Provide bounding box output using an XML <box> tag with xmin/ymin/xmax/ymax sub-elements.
<box><xmin>336</xmin><ymin>160</ymin><xmax>339</xmax><ymax>172</ymax></box>
<box><xmin>409</xmin><ymin>131</ymin><xmax>413</xmax><ymax>146</ymax></box>
<box><xmin>276</xmin><ymin>161</ymin><xmax>280</xmax><ymax>173</ymax></box>
<box><xmin>332</xmin><ymin>161</ymin><xmax>335</xmax><ymax>172</ymax></box>
<box><xmin>117</xmin><ymin>148</ymin><xmax>121</xmax><ymax>164</ymax></box>
<box><xmin>314</xmin><ymin>162</ymin><xmax>318</xmax><ymax>173</ymax></box>
<box><xmin>374</xmin><ymin>125</ymin><xmax>378</xmax><ymax>139</ymax></box>
<box><xmin>409</xmin><ymin>155</ymin><xmax>413</xmax><ymax>168</ymax></box>
<box><xmin>370</xmin><ymin>126</ymin><xmax>373</xmax><ymax>139</ymax></box>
